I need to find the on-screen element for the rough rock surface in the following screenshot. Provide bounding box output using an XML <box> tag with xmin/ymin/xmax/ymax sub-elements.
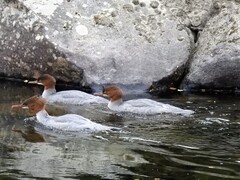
<box><xmin>0</xmin><ymin>0</ymin><xmax>239</xmax><ymax>94</ymax></box>
<box><xmin>145</xmin><ymin>0</ymin><xmax>214</xmax><ymax>93</ymax></box>
<box><xmin>0</xmin><ymin>0</ymin><xmax>85</xmax><ymax>84</ymax></box>
<box><xmin>0</xmin><ymin>0</ymin><xmax>194</xmax><ymax>88</ymax></box>
<box><xmin>182</xmin><ymin>1</ymin><xmax>240</xmax><ymax>91</ymax></box>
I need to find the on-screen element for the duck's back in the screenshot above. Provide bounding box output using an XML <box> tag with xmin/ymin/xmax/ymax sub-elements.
<box><xmin>47</xmin><ymin>90</ymin><xmax>108</xmax><ymax>105</ymax></box>
<box><xmin>117</xmin><ymin>99</ymin><xmax>194</xmax><ymax>116</ymax></box>
<box><xmin>36</xmin><ymin>110</ymin><xmax>113</xmax><ymax>132</ymax></box>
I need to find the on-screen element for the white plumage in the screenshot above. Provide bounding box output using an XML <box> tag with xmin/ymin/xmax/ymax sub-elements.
<box><xmin>96</xmin><ymin>85</ymin><xmax>194</xmax><ymax>116</ymax></box>
<box><xmin>28</xmin><ymin>74</ymin><xmax>108</xmax><ymax>105</ymax></box>
<box><xmin>12</xmin><ymin>96</ymin><xmax>115</xmax><ymax>132</ymax></box>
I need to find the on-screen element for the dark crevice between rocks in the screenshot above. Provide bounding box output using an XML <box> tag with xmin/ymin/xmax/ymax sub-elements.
<box><xmin>148</xmin><ymin>64</ymin><xmax>187</xmax><ymax>97</ymax></box>
<box><xmin>189</xmin><ymin>27</ymin><xmax>200</xmax><ymax>43</ymax></box>
<box><xmin>187</xmin><ymin>1</ymin><xmax>222</xmax><ymax>45</ymax></box>
<box><xmin>148</xmin><ymin>42</ymin><xmax>196</xmax><ymax>96</ymax></box>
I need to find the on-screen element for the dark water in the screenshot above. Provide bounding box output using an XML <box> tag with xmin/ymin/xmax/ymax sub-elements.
<box><xmin>0</xmin><ymin>81</ymin><xmax>240</xmax><ymax>180</ymax></box>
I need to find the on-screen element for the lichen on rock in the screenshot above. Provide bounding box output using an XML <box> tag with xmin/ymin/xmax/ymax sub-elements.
<box><xmin>1</xmin><ymin>0</ymin><xmax>238</xmax><ymax>94</ymax></box>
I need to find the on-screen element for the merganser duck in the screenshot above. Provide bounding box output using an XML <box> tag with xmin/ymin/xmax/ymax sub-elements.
<box><xmin>26</xmin><ymin>74</ymin><xmax>108</xmax><ymax>105</ymax></box>
<box><xmin>95</xmin><ymin>85</ymin><xmax>194</xmax><ymax>116</ymax></box>
<box><xmin>11</xmin><ymin>96</ymin><xmax>114</xmax><ymax>132</ymax></box>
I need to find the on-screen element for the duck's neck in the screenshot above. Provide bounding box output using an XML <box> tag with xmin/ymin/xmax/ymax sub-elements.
<box><xmin>108</xmin><ymin>98</ymin><xmax>123</xmax><ymax>110</ymax></box>
<box><xmin>36</xmin><ymin>109</ymin><xmax>50</xmax><ymax>123</ymax></box>
<box><xmin>42</xmin><ymin>88</ymin><xmax>56</xmax><ymax>98</ymax></box>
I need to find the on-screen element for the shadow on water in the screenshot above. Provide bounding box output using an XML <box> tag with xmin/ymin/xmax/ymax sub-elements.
<box><xmin>0</xmin><ymin>80</ymin><xmax>240</xmax><ymax>179</ymax></box>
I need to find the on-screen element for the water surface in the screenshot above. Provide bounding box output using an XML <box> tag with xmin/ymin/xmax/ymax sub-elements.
<box><xmin>0</xmin><ymin>80</ymin><xmax>240</xmax><ymax>180</ymax></box>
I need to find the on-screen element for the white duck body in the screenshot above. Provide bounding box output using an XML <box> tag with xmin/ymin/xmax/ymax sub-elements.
<box><xmin>99</xmin><ymin>85</ymin><xmax>194</xmax><ymax>116</ymax></box>
<box><xmin>108</xmin><ymin>98</ymin><xmax>194</xmax><ymax>116</ymax></box>
<box><xmin>29</xmin><ymin>74</ymin><xmax>108</xmax><ymax>105</ymax></box>
<box><xmin>42</xmin><ymin>89</ymin><xmax>108</xmax><ymax>105</ymax></box>
<box><xmin>13</xmin><ymin>96</ymin><xmax>114</xmax><ymax>132</ymax></box>
<box><xmin>36</xmin><ymin>109</ymin><xmax>112</xmax><ymax>132</ymax></box>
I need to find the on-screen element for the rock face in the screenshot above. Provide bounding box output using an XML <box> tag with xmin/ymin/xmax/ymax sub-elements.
<box><xmin>181</xmin><ymin>1</ymin><xmax>240</xmax><ymax>91</ymax></box>
<box><xmin>0</xmin><ymin>0</ymin><xmax>194</xmax><ymax>88</ymax></box>
<box><xmin>0</xmin><ymin>0</ymin><xmax>239</xmax><ymax>93</ymax></box>
<box><xmin>0</xmin><ymin>0</ymin><xmax>84</xmax><ymax>84</ymax></box>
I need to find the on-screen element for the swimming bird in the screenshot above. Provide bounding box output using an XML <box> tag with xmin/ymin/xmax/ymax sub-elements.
<box><xmin>11</xmin><ymin>96</ymin><xmax>115</xmax><ymax>132</ymax></box>
<box><xmin>94</xmin><ymin>85</ymin><xmax>194</xmax><ymax>116</ymax></box>
<box><xmin>26</xmin><ymin>74</ymin><xmax>108</xmax><ymax>105</ymax></box>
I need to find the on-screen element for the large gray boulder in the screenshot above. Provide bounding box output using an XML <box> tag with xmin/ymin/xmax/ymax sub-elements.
<box><xmin>0</xmin><ymin>0</ymin><xmax>84</xmax><ymax>84</ymax></box>
<box><xmin>181</xmin><ymin>1</ymin><xmax>240</xmax><ymax>92</ymax></box>
<box><xmin>147</xmin><ymin>0</ymin><xmax>214</xmax><ymax>93</ymax></box>
<box><xmin>0</xmin><ymin>0</ymin><xmax>194</xmax><ymax>89</ymax></box>
<box><xmin>2</xmin><ymin>0</ymin><xmax>238</xmax><ymax>94</ymax></box>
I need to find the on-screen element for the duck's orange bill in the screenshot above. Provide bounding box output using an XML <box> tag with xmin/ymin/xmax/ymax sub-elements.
<box><xmin>11</xmin><ymin>105</ymin><xmax>29</xmax><ymax>109</ymax></box>
<box><xmin>93</xmin><ymin>92</ymin><xmax>103</xmax><ymax>96</ymax></box>
<box><xmin>94</xmin><ymin>92</ymin><xmax>108</xmax><ymax>97</ymax></box>
<box><xmin>27</xmin><ymin>80</ymin><xmax>43</xmax><ymax>85</ymax></box>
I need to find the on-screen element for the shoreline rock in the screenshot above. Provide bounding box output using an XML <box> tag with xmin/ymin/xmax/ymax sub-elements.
<box><xmin>0</xmin><ymin>0</ymin><xmax>240</xmax><ymax>95</ymax></box>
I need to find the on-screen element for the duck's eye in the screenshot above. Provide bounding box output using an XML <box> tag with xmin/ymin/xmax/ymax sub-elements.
<box><xmin>102</xmin><ymin>86</ymin><xmax>105</xmax><ymax>93</ymax></box>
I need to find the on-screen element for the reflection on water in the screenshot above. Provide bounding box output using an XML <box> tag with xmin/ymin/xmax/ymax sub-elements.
<box><xmin>0</xmin><ymin>80</ymin><xmax>240</xmax><ymax>179</ymax></box>
<box><xmin>11</xmin><ymin>126</ymin><xmax>45</xmax><ymax>143</ymax></box>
